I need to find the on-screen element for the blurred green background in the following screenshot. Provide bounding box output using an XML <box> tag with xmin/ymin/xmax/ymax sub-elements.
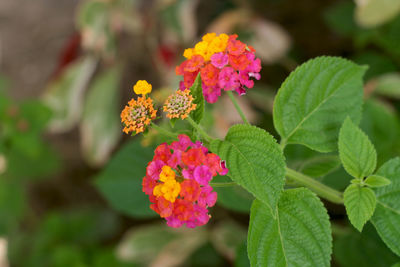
<box><xmin>0</xmin><ymin>0</ymin><xmax>400</xmax><ymax>266</ymax></box>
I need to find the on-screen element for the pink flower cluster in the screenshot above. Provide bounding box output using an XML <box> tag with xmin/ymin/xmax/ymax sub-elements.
<box><xmin>142</xmin><ymin>134</ymin><xmax>228</xmax><ymax>228</ymax></box>
<box><xmin>175</xmin><ymin>33</ymin><xmax>261</xmax><ymax>103</ymax></box>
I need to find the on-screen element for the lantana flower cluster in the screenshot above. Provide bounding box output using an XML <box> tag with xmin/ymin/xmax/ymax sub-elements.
<box><xmin>163</xmin><ymin>89</ymin><xmax>196</xmax><ymax>120</ymax></box>
<box><xmin>142</xmin><ymin>134</ymin><xmax>228</xmax><ymax>228</ymax></box>
<box><xmin>176</xmin><ymin>33</ymin><xmax>261</xmax><ymax>103</ymax></box>
<box><xmin>120</xmin><ymin>80</ymin><xmax>157</xmax><ymax>135</ymax></box>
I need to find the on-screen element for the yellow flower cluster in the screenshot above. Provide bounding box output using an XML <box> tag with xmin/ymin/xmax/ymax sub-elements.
<box><xmin>133</xmin><ymin>80</ymin><xmax>152</xmax><ymax>95</ymax></box>
<box><xmin>183</xmin><ymin>33</ymin><xmax>229</xmax><ymax>61</ymax></box>
<box><xmin>153</xmin><ymin>166</ymin><xmax>181</xmax><ymax>203</ymax></box>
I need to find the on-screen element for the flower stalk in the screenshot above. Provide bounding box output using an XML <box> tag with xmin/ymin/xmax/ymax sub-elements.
<box><xmin>226</xmin><ymin>91</ymin><xmax>249</xmax><ymax>124</ymax></box>
<box><xmin>285</xmin><ymin>167</ymin><xmax>344</xmax><ymax>204</ymax></box>
<box><xmin>186</xmin><ymin>116</ymin><xmax>213</xmax><ymax>143</ymax></box>
<box><xmin>150</xmin><ymin>122</ymin><xmax>179</xmax><ymax>139</ymax></box>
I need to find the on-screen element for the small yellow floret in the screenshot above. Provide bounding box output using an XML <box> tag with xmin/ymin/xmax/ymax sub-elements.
<box><xmin>159</xmin><ymin>166</ymin><xmax>176</xmax><ymax>182</ymax></box>
<box><xmin>202</xmin><ymin>32</ymin><xmax>217</xmax><ymax>43</ymax></box>
<box><xmin>133</xmin><ymin>80</ymin><xmax>152</xmax><ymax>95</ymax></box>
<box><xmin>153</xmin><ymin>184</ymin><xmax>162</xmax><ymax>196</ymax></box>
<box><xmin>160</xmin><ymin>180</ymin><xmax>181</xmax><ymax>202</ymax></box>
<box><xmin>194</xmin><ymin>41</ymin><xmax>208</xmax><ymax>58</ymax></box>
<box><xmin>208</xmin><ymin>34</ymin><xmax>229</xmax><ymax>54</ymax></box>
<box><xmin>183</xmin><ymin>48</ymin><xmax>194</xmax><ymax>59</ymax></box>
<box><xmin>153</xmin><ymin>167</ymin><xmax>181</xmax><ymax>203</ymax></box>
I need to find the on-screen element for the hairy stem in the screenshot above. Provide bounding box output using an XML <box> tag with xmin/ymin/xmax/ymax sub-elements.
<box><xmin>226</xmin><ymin>91</ymin><xmax>249</xmax><ymax>124</ymax></box>
<box><xmin>186</xmin><ymin>117</ymin><xmax>213</xmax><ymax>142</ymax></box>
<box><xmin>150</xmin><ymin>122</ymin><xmax>178</xmax><ymax>139</ymax></box>
<box><xmin>286</xmin><ymin>167</ymin><xmax>344</xmax><ymax>204</ymax></box>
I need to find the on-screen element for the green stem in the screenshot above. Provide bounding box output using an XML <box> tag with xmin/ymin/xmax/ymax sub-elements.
<box><xmin>186</xmin><ymin>117</ymin><xmax>212</xmax><ymax>142</ymax></box>
<box><xmin>279</xmin><ymin>140</ymin><xmax>287</xmax><ymax>151</ymax></box>
<box><xmin>209</xmin><ymin>182</ymin><xmax>237</xmax><ymax>187</ymax></box>
<box><xmin>226</xmin><ymin>91</ymin><xmax>249</xmax><ymax>124</ymax></box>
<box><xmin>150</xmin><ymin>122</ymin><xmax>178</xmax><ymax>139</ymax></box>
<box><xmin>286</xmin><ymin>167</ymin><xmax>344</xmax><ymax>204</ymax></box>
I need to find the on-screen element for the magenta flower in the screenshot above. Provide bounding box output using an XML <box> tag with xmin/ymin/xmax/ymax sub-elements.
<box><xmin>220</xmin><ymin>160</ymin><xmax>229</xmax><ymax>175</ymax></box>
<box><xmin>194</xmin><ymin>165</ymin><xmax>212</xmax><ymax>185</ymax></box>
<box><xmin>186</xmin><ymin>205</ymin><xmax>210</xmax><ymax>228</ymax></box>
<box><xmin>210</xmin><ymin>52</ymin><xmax>229</xmax><ymax>69</ymax></box>
<box><xmin>170</xmin><ymin>134</ymin><xmax>193</xmax><ymax>152</ymax></box>
<box><xmin>218</xmin><ymin>67</ymin><xmax>240</xmax><ymax>91</ymax></box>
<box><xmin>167</xmin><ymin>150</ymin><xmax>182</xmax><ymax>169</ymax></box>
<box><xmin>193</xmin><ymin>140</ymin><xmax>208</xmax><ymax>154</ymax></box>
<box><xmin>146</xmin><ymin>160</ymin><xmax>165</xmax><ymax>180</ymax></box>
<box><xmin>239</xmin><ymin>71</ymin><xmax>254</xmax><ymax>89</ymax></box>
<box><xmin>166</xmin><ymin>216</ymin><xmax>184</xmax><ymax>228</ymax></box>
<box><xmin>203</xmin><ymin>84</ymin><xmax>221</xmax><ymax>103</ymax></box>
<box><xmin>198</xmin><ymin>185</ymin><xmax>218</xmax><ymax>207</ymax></box>
<box><xmin>182</xmin><ymin>166</ymin><xmax>195</xmax><ymax>180</ymax></box>
<box><xmin>235</xmin><ymin>86</ymin><xmax>246</xmax><ymax>96</ymax></box>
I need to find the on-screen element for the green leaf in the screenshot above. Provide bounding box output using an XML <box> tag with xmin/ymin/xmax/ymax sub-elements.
<box><xmin>371</xmin><ymin>157</ymin><xmax>400</xmax><ymax>256</ymax></box>
<box><xmin>343</xmin><ymin>184</ymin><xmax>376</xmax><ymax>231</ymax></box>
<box><xmin>248</xmin><ymin>188</ymin><xmax>332</xmax><ymax>267</ymax></box>
<box><xmin>339</xmin><ymin>117</ymin><xmax>377</xmax><ymax>178</ymax></box>
<box><xmin>116</xmin><ymin>223</ymin><xmax>206</xmax><ymax>266</ymax></box>
<box><xmin>189</xmin><ymin>74</ymin><xmax>204</xmax><ymax>123</ymax></box>
<box><xmin>350</xmin><ymin>178</ymin><xmax>362</xmax><ymax>185</ymax></box>
<box><xmin>43</xmin><ymin>57</ymin><xmax>97</xmax><ymax>132</ymax></box>
<box><xmin>273</xmin><ymin>56</ymin><xmax>366</xmax><ymax>152</ymax></box>
<box><xmin>333</xmin><ymin>223</ymin><xmax>400</xmax><ymax>267</ymax></box>
<box><xmin>298</xmin><ymin>155</ymin><xmax>341</xmax><ymax>178</ymax></box>
<box><xmin>365</xmin><ymin>175</ymin><xmax>392</xmax><ymax>188</ymax></box>
<box><xmin>169</xmin><ymin>117</ymin><xmax>178</xmax><ymax>128</ymax></box>
<box><xmin>210</xmin><ymin>124</ymin><xmax>285</xmax><ymax>213</ymax></box>
<box><xmin>213</xmin><ymin>175</ymin><xmax>253</xmax><ymax>213</ymax></box>
<box><xmin>81</xmin><ymin>66</ymin><xmax>121</xmax><ymax>167</ymax></box>
<box><xmin>375</xmin><ymin>73</ymin><xmax>400</xmax><ymax>99</ymax></box>
<box><xmin>355</xmin><ymin>0</ymin><xmax>400</xmax><ymax>28</ymax></box>
<box><xmin>94</xmin><ymin>139</ymin><xmax>157</xmax><ymax>218</ymax></box>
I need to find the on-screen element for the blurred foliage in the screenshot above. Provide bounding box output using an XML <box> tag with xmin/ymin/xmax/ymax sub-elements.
<box><xmin>333</xmin><ymin>223</ymin><xmax>399</xmax><ymax>267</ymax></box>
<box><xmin>0</xmin><ymin>75</ymin><xmax>60</xmax><ymax>236</ymax></box>
<box><xmin>2</xmin><ymin>0</ymin><xmax>400</xmax><ymax>266</ymax></box>
<box><xmin>8</xmin><ymin>209</ymin><xmax>128</xmax><ymax>267</ymax></box>
<box><xmin>95</xmin><ymin>139</ymin><xmax>157</xmax><ymax>218</ymax></box>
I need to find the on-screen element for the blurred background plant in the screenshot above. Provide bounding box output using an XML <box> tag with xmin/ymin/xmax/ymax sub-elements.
<box><xmin>0</xmin><ymin>0</ymin><xmax>400</xmax><ymax>266</ymax></box>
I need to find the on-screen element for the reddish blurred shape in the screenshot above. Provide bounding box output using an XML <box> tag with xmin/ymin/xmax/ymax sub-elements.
<box><xmin>158</xmin><ymin>44</ymin><xmax>177</xmax><ymax>67</ymax></box>
<box><xmin>51</xmin><ymin>33</ymin><xmax>81</xmax><ymax>79</ymax></box>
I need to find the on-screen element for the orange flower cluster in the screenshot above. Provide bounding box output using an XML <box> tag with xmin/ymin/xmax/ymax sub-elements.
<box><xmin>120</xmin><ymin>96</ymin><xmax>157</xmax><ymax>135</ymax></box>
<box><xmin>163</xmin><ymin>89</ymin><xmax>196</xmax><ymax>120</ymax></box>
